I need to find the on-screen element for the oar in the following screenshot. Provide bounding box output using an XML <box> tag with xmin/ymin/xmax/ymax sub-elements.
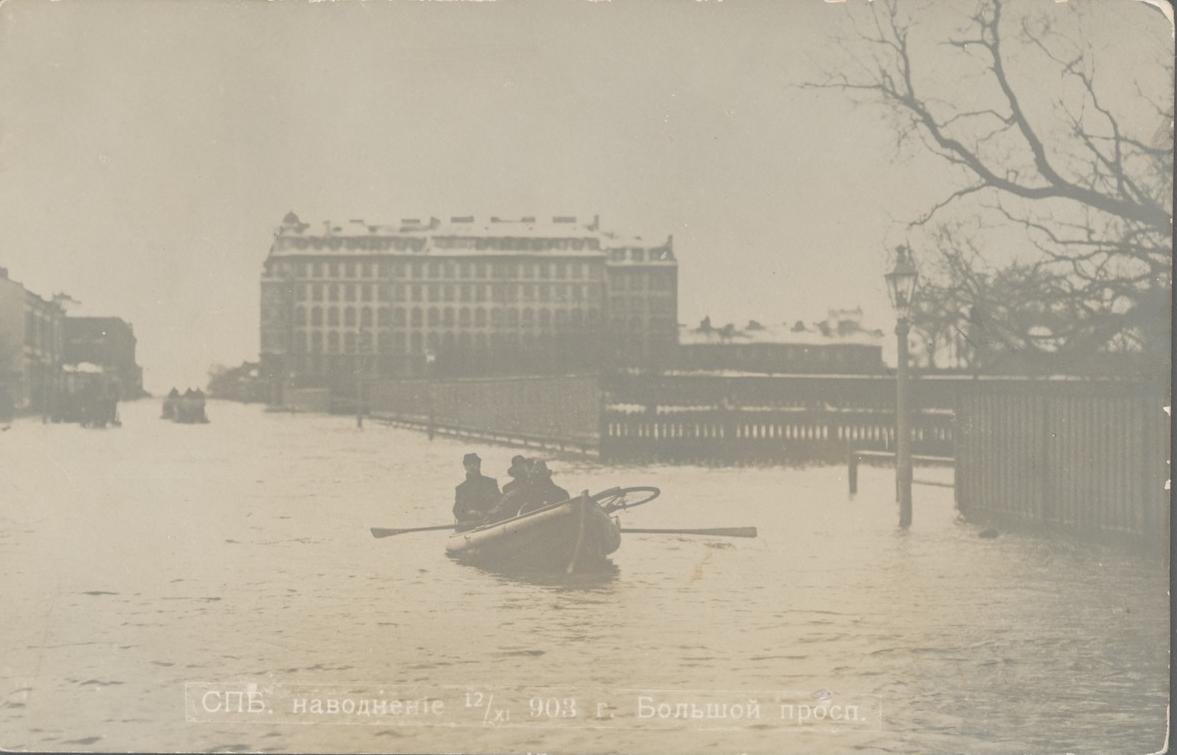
<box><xmin>621</xmin><ymin>527</ymin><xmax>758</xmax><ymax>538</ymax></box>
<box><xmin>370</xmin><ymin>524</ymin><xmax>457</xmax><ymax>538</ymax></box>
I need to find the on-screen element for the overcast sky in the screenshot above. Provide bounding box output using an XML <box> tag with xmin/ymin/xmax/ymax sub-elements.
<box><xmin>0</xmin><ymin>0</ymin><xmax>1169</xmax><ymax>392</ymax></box>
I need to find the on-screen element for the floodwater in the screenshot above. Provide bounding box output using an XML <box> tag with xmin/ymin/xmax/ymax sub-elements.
<box><xmin>0</xmin><ymin>400</ymin><xmax>1167</xmax><ymax>754</ymax></box>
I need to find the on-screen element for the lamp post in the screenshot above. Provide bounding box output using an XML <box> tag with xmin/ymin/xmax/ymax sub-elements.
<box><xmin>355</xmin><ymin>324</ymin><xmax>367</xmax><ymax>429</ymax></box>
<box><xmin>424</xmin><ymin>348</ymin><xmax>437</xmax><ymax>441</ymax></box>
<box><xmin>885</xmin><ymin>245</ymin><xmax>919</xmax><ymax>528</ymax></box>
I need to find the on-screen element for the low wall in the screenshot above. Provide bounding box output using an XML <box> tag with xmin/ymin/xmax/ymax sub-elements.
<box><xmin>366</xmin><ymin>375</ymin><xmax>601</xmax><ymax>448</ymax></box>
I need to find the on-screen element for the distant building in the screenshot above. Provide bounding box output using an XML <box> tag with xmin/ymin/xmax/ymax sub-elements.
<box><xmin>259</xmin><ymin>213</ymin><xmax>678</xmax><ymax>397</ymax></box>
<box><xmin>676</xmin><ymin>310</ymin><xmax>886</xmax><ymax>374</ymax></box>
<box><xmin>63</xmin><ymin>317</ymin><xmax>145</xmax><ymax>399</ymax></box>
<box><xmin>0</xmin><ymin>267</ymin><xmax>65</xmax><ymax>412</ymax></box>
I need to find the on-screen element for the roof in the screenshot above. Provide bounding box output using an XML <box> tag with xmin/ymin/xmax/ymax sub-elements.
<box><xmin>270</xmin><ymin>214</ymin><xmax>673</xmax><ymax>254</ymax></box>
<box><xmin>679</xmin><ymin>322</ymin><xmax>884</xmax><ymax>347</ymax></box>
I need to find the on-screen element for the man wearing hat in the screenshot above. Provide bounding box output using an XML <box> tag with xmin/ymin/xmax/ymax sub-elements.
<box><xmin>453</xmin><ymin>452</ymin><xmax>502</xmax><ymax>526</ymax></box>
<box><xmin>502</xmin><ymin>455</ymin><xmax>529</xmax><ymax>495</ymax></box>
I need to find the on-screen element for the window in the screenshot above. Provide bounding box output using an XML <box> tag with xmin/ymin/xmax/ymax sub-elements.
<box><xmin>522</xmin><ymin>308</ymin><xmax>533</xmax><ymax>325</ymax></box>
<box><xmin>313</xmin><ymin>262</ymin><xmax>324</xmax><ymax>278</ymax></box>
<box><xmin>345</xmin><ymin>284</ymin><xmax>356</xmax><ymax>302</ymax></box>
<box><xmin>491</xmin><ymin>309</ymin><xmax>502</xmax><ymax>327</ymax></box>
<box><xmin>411</xmin><ymin>307</ymin><xmax>423</xmax><ymax>327</ymax></box>
<box><xmin>474</xmin><ymin>308</ymin><xmax>486</xmax><ymax>327</ymax></box>
<box><xmin>460</xmin><ymin>284</ymin><xmax>472</xmax><ymax>302</ymax></box>
<box><xmin>311</xmin><ymin>307</ymin><xmax>322</xmax><ymax>326</ymax></box>
<box><xmin>344</xmin><ymin>262</ymin><xmax>355</xmax><ymax>278</ymax></box>
<box><xmin>538</xmin><ymin>309</ymin><xmax>551</xmax><ymax>328</ymax></box>
<box><xmin>539</xmin><ymin>284</ymin><xmax>551</xmax><ymax>301</ymax></box>
<box><xmin>378</xmin><ymin>285</ymin><xmax>389</xmax><ymax>302</ymax></box>
<box><xmin>443</xmin><ymin>284</ymin><xmax>454</xmax><ymax>302</ymax></box>
<box><xmin>361</xmin><ymin>308</ymin><xmax>373</xmax><ymax>327</ymax></box>
<box><xmin>328</xmin><ymin>283</ymin><xmax>339</xmax><ymax>301</ymax></box>
<box><xmin>427</xmin><ymin>284</ymin><xmax>438</xmax><ymax>302</ymax></box>
<box><xmin>394</xmin><ymin>308</ymin><xmax>406</xmax><ymax>326</ymax></box>
<box><xmin>312</xmin><ymin>283</ymin><xmax>323</xmax><ymax>301</ymax></box>
<box><xmin>460</xmin><ymin>261</ymin><xmax>472</xmax><ymax>278</ymax></box>
<box><xmin>327</xmin><ymin>308</ymin><xmax>340</xmax><ymax>326</ymax></box>
<box><xmin>329</xmin><ymin>262</ymin><xmax>339</xmax><ymax>277</ymax></box>
<box><xmin>411</xmin><ymin>284</ymin><xmax>422</xmax><ymax>302</ymax></box>
<box><xmin>443</xmin><ymin>307</ymin><xmax>454</xmax><ymax>326</ymax></box>
<box><xmin>378</xmin><ymin>307</ymin><xmax>390</xmax><ymax>326</ymax></box>
<box><xmin>459</xmin><ymin>307</ymin><xmax>471</xmax><ymax>326</ymax></box>
<box><xmin>506</xmin><ymin>308</ymin><xmax>518</xmax><ymax>327</ymax></box>
<box><xmin>327</xmin><ymin>331</ymin><xmax>339</xmax><ymax>353</ymax></box>
<box><xmin>523</xmin><ymin>284</ymin><xmax>535</xmax><ymax>301</ymax></box>
<box><xmin>411</xmin><ymin>261</ymin><xmax>423</xmax><ymax>278</ymax></box>
<box><xmin>362</xmin><ymin>284</ymin><xmax>373</xmax><ymax>302</ymax></box>
<box><xmin>344</xmin><ymin>332</ymin><xmax>356</xmax><ymax>353</ymax></box>
<box><xmin>427</xmin><ymin>261</ymin><xmax>440</xmax><ymax>278</ymax></box>
<box><xmin>311</xmin><ymin>331</ymin><xmax>323</xmax><ymax>352</ymax></box>
<box><xmin>475</xmin><ymin>262</ymin><xmax>487</xmax><ymax>279</ymax></box>
<box><xmin>428</xmin><ymin>307</ymin><xmax>440</xmax><ymax>326</ymax></box>
<box><xmin>555</xmin><ymin>261</ymin><xmax>567</xmax><ymax>279</ymax></box>
<box><xmin>345</xmin><ymin>307</ymin><xmax>356</xmax><ymax>327</ymax></box>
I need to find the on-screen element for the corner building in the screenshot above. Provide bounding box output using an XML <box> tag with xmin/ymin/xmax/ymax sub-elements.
<box><xmin>260</xmin><ymin>213</ymin><xmax>677</xmax><ymax>393</ymax></box>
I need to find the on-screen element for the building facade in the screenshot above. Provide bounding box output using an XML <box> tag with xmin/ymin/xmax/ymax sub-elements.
<box><xmin>63</xmin><ymin>316</ymin><xmax>145</xmax><ymax>399</ymax></box>
<box><xmin>0</xmin><ymin>267</ymin><xmax>65</xmax><ymax>413</ymax></box>
<box><xmin>259</xmin><ymin>213</ymin><xmax>677</xmax><ymax>396</ymax></box>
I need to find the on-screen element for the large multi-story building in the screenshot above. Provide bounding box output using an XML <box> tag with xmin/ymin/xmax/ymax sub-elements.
<box><xmin>63</xmin><ymin>316</ymin><xmax>145</xmax><ymax>399</ymax></box>
<box><xmin>0</xmin><ymin>267</ymin><xmax>65</xmax><ymax>413</ymax></box>
<box><xmin>259</xmin><ymin>213</ymin><xmax>677</xmax><ymax>395</ymax></box>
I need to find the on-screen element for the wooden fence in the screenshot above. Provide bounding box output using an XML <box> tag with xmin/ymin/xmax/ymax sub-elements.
<box><xmin>955</xmin><ymin>379</ymin><xmax>1169</xmax><ymax>544</ymax></box>
<box><xmin>365</xmin><ymin>374</ymin><xmax>600</xmax><ymax>451</ymax></box>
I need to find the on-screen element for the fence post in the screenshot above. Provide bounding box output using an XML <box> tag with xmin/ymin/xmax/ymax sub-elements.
<box><xmin>848</xmin><ymin>447</ymin><xmax>859</xmax><ymax>495</ymax></box>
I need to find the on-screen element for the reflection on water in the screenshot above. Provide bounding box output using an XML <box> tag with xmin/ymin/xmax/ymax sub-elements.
<box><xmin>0</xmin><ymin>401</ymin><xmax>1167</xmax><ymax>755</ymax></box>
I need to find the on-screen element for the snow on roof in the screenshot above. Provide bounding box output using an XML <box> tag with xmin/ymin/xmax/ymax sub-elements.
<box><xmin>679</xmin><ymin>322</ymin><xmax>884</xmax><ymax>347</ymax></box>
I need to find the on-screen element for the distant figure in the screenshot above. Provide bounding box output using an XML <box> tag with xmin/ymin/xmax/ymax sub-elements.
<box><xmin>502</xmin><ymin>455</ymin><xmax>528</xmax><ymax>495</ymax></box>
<box><xmin>453</xmin><ymin>453</ymin><xmax>501</xmax><ymax>526</ymax></box>
<box><xmin>162</xmin><ymin>387</ymin><xmax>179</xmax><ymax>419</ymax></box>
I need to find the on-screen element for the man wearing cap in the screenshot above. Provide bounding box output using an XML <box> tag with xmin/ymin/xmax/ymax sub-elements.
<box><xmin>453</xmin><ymin>453</ymin><xmax>502</xmax><ymax>526</ymax></box>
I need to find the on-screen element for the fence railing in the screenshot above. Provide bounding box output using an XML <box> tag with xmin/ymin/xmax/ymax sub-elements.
<box><xmin>600</xmin><ymin>406</ymin><xmax>954</xmax><ymax>463</ymax></box>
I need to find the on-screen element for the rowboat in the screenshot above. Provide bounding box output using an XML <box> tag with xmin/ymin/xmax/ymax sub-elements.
<box><xmin>445</xmin><ymin>487</ymin><xmax>658</xmax><ymax>574</ymax></box>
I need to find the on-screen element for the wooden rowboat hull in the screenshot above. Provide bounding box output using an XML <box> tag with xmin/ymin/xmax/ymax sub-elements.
<box><xmin>446</xmin><ymin>496</ymin><xmax>621</xmax><ymax>572</ymax></box>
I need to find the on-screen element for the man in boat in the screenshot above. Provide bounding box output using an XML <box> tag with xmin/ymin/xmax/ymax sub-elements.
<box><xmin>453</xmin><ymin>452</ymin><xmax>501</xmax><ymax>526</ymax></box>
<box><xmin>501</xmin><ymin>455</ymin><xmax>528</xmax><ymax>494</ymax></box>
<box><xmin>486</xmin><ymin>459</ymin><xmax>571</xmax><ymax>521</ymax></box>
<box><xmin>523</xmin><ymin>460</ymin><xmax>570</xmax><ymax>512</ymax></box>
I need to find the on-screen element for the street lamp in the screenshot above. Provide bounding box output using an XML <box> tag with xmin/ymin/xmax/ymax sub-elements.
<box><xmin>885</xmin><ymin>244</ymin><xmax>918</xmax><ymax>528</ymax></box>
<box><xmin>424</xmin><ymin>348</ymin><xmax>437</xmax><ymax>441</ymax></box>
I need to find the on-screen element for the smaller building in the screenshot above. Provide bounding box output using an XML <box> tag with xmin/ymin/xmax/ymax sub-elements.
<box><xmin>0</xmin><ymin>267</ymin><xmax>65</xmax><ymax>413</ymax></box>
<box><xmin>675</xmin><ymin>310</ymin><xmax>886</xmax><ymax>374</ymax></box>
<box><xmin>63</xmin><ymin>317</ymin><xmax>145</xmax><ymax>399</ymax></box>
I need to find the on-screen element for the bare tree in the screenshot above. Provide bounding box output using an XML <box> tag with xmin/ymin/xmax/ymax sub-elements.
<box><xmin>809</xmin><ymin>0</ymin><xmax>1172</xmax><ymax>374</ymax></box>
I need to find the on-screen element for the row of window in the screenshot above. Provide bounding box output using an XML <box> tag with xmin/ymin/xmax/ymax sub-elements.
<box><xmin>293</xmin><ymin>281</ymin><xmax>608</xmax><ymax>305</ymax></box>
<box><xmin>292</xmin><ymin>329</ymin><xmax>608</xmax><ymax>355</ymax></box>
<box><xmin>294</xmin><ymin>305</ymin><xmax>605</xmax><ymax>329</ymax></box>
<box><xmin>270</xmin><ymin>258</ymin><xmax>608</xmax><ymax>281</ymax></box>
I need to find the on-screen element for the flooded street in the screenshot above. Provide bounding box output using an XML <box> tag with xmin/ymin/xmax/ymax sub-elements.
<box><xmin>0</xmin><ymin>400</ymin><xmax>1167</xmax><ymax>754</ymax></box>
